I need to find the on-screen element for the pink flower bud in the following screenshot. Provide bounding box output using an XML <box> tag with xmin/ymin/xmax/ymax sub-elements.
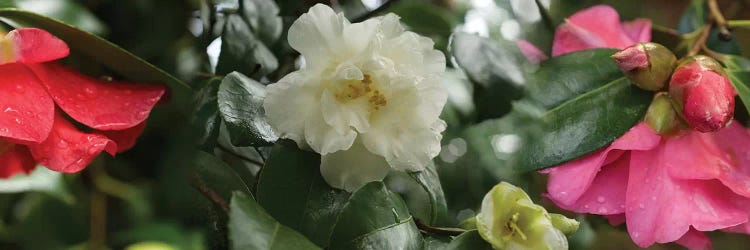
<box><xmin>668</xmin><ymin>56</ymin><xmax>735</xmax><ymax>133</ymax></box>
<box><xmin>612</xmin><ymin>43</ymin><xmax>676</xmax><ymax>91</ymax></box>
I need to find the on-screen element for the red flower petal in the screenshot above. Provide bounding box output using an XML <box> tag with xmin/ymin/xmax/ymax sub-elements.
<box><xmin>0</xmin><ymin>145</ymin><xmax>36</xmax><ymax>178</ymax></box>
<box><xmin>1</xmin><ymin>28</ymin><xmax>69</xmax><ymax>65</ymax></box>
<box><xmin>27</xmin><ymin>112</ymin><xmax>117</xmax><ymax>173</ymax></box>
<box><xmin>0</xmin><ymin>64</ymin><xmax>55</xmax><ymax>143</ymax></box>
<box><xmin>99</xmin><ymin>122</ymin><xmax>147</xmax><ymax>153</ymax></box>
<box><xmin>27</xmin><ymin>63</ymin><xmax>165</xmax><ymax>130</ymax></box>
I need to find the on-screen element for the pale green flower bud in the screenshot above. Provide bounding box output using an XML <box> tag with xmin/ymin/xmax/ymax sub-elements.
<box><xmin>644</xmin><ymin>92</ymin><xmax>682</xmax><ymax>135</ymax></box>
<box><xmin>612</xmin><ymin>42</ymin><xmax>677</xmax><ymax>91</ymax></box>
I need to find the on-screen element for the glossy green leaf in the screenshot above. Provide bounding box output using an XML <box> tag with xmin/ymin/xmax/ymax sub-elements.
<box><xmin>0</xmin><ymin>8</ymin><xmax>190</xmax><ymax>93</ymax></box>
<box><xmin>192</xmin><ymin>78</ymin><xmax>223</xmax><ymax>151</ymax></box>
<box><xmin>228</xmin><ymin>192</ymin><xmax>321</xmax><ymax>250</ymax></box>
<box><xmin>216</xmin><ymin>14</ymin><xmax>278</xmax><ymax>78</ymax></box>
<box><xmin>328</xmin><ymin>182</ymin><xmax>422</xmax><ymax>250</ymax></box>
<box><xmin>450</xmin><ymin>32</ymin><xmax>528</xmax><ymax>119</ymax></box>
<box><xmin>192</xmin><ymin>150</ymin><xmax>251</xmax><ymax>202</ymax></box>
<box><xmin>720</xmin><ymin>55</ymin><xmax>750</xmax><ymax>71</ymax></box>
<box><xmin>218</xmin><ymin>72</ymin><xmax>278</xmax><ymax>147</ymax></box>
<box><xmin>729</xmin><ymin>71</ymin><xmax>750</xmax><ymax>115</ymax></box>
<box><xmin>467</xmin><ymin>49</ymin><xmax>651</xmax><ymax>172</ymax></box>
<box><xmin>408</xmin><ymin>162</ymin><xmax>449</xmax><ymax>226</ymax></box>
<box><xmin>256</xmin><ymin>140</ymin><xmax>350</xmax><ymax>247</ymax></box>
<box><xmin>444</xmin><ymin>230</ymin><xmax>492</xmax><ymax>250</ymax></box>
<box><xmin>239</xmin><ymin>0</ymin><xmax>283</xmax><ymax>45</ymax></box>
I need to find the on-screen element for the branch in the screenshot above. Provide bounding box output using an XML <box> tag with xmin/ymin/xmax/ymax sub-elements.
<box><xmin>217</xmin><ymin>144</ymin><xmax>265</xmax><ymax>166</ymax></box>
<box><xmin>688</xmin><ymin>24</ymin><xmax>712</xmax><ymax>56</ymax></box>
<box><xmin>708</xmin><ymin>0</ymin><xmax>732</xmax><ymax>40</ymax></box>
<box><xmin>191</xmin><ymin>174</ymin><xmax>230</xmax><ymax>213</ymax></box>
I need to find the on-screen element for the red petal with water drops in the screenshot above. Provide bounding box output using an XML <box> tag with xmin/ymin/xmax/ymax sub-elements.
<box><xmin>0</xmin><ymin>64</ymin><xmax>55</xmax><ymax>143</ymax></box>
<box><xmin>27</xmin><ymin>63</ymin><xmax>166</xmax><ymax>130</ymax></box>
<box><xmin>0</xmin><ymin>146</ymin><xmax>36</xmax><ymax>178</ymax></box>
<box><xmin>27</xmin><ymin>112</ymin><xmax>117</xmax><ymax>173</ymax></box>
<box><xmin>1</xmin><ymin>28</ymin><xmax>69</xmax><ymax>65</ymax></box>
<box><xmin>99</xmin><ymin>122</ymin><xmax>147</xmax><ymax>152</ymax></box>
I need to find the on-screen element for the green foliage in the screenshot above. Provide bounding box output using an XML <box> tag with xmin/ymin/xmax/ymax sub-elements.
<box><xmin>218</xmin><ymin>72</ymin><xmax>278</xmax><ymax>147</ymax></box>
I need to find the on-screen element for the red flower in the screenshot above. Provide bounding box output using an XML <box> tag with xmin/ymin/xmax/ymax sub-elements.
<box><xmin>0</xmin><ymin>28</ymin><xmax>164</xmax><ymax>177</ymax></box>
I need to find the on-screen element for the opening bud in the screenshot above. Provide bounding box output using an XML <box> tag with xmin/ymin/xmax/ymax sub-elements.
<box><xmin>612</xmin><ymin>42</ymin><xmax>677</xmax><ymax>91</ymax></box>
<box><xmin>668</xmin><ymin>55</ymin><xmax>735</xmax><ymax>133</ymax></box>
<box><xmin>644</xmin><ymin>92</ymin><xmax>681</xmax><ymax>135</ymax></box>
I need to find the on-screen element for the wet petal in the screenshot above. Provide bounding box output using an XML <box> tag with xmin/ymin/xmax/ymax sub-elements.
<box><xmin>622</xmin><ymin>19</ymin><xmax>652</xmax><ymax>43</ymax></box>
<box><xmin>543</xmin><ymin>123</ymin><xmax>660</xmax><ymax>207</ymax></box>
<box><xmin>0</xmin><ymin>64</ymin><xmax>55</xmax><ymax>143</ymax></box>
<box><xmin>627</xmin><ymin>145</ymin><xmax>747</xmax><ymax>248</ymax></box>
<box><xmin>675</xmin><ymin>229</ymin><xmax>712</xmax><ymax>250</ymax></box>
<box><xmin>551</xmin><ymin>153</ymin><xmax>630</xmax><ymax>215</ymax></box>
<box><xmin>0</xmin><ymin>146</ymin><xmax>36</xmax><ymax>178</ymax></box>
<box><xmin>27</xmin><ymin>112</ymin><xmax>117</xmax><ymax>173</ymax></box>
<box><xmin>0</xmin><ymin>28</ymin><xmax>69</xmax><ymax>65</ymax></box>
<box><xmin>98</xmin><ymin>122</ymin><xmax>147</xmax><ymax>153</ymax></box>
<box><xmin>27</xmin><ymin>63</ymin><xmax>165</xmax><ymax>130</ymax></box>
<box><xmin>551</xmin><ymin>5</ymin><xmax>642</xmax><ymax>56</ymax></box>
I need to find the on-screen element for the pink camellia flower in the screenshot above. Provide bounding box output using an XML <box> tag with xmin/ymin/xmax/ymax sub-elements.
<box><xmin>531</xmin><ymin>4</ymin><xmax>750</xmax><ymax>250</ymax></box>
<box><xmin>669</xmin><ymin>56</ymin><xmax>735</xmax><ymax>132</ymax></box>
<box><xmin>0</xmin><ymin>28</ymin><xmax>165</xmax><ymax>177</ymax></box>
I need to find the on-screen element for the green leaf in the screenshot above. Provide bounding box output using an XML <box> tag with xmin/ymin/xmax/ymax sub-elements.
<box><xmin>0</xmin><ymin>168</ymin><xmax>73</xmax><ymax>203</ymax></box>
<box><xmin>465</xmin><ymin>49</ymin><xmax>651</xmax><ymax>172</ymax></box>
<box><xmin>443</xmin><ymin>230</ymin><xmax>492</xmax><ymax>250</ymax></box>
<box><xmin>720</xmin><ymin>55</ymin><xmax>750</xmax><ymax>71</ymax></box>
<box><xmin>218</xmin><ymin>72</ymin><xmax>278</xmax><ymax>147</ymax></box>
<box><xmin>192</xmin><ymin>78</ymin><xmax>223</xmax><ymax>151</ymax></box>
<box><xmin>256</xmin><ymin>140</ymin><xmax>350</xmax><ymax>247</ymax></box>
<box><xmin>228</xmin><ymin>192</ymin><xmax>321</xmax><ymax>250</ymax></box>
<box><xmin>408</xmin><ymin>162</ymin><xmax>449</xmax><ymax>226</ymax></box>
<box><xmin>216</xmin><ymin>14</ymin><xmax>278</xmax><ymax>78</ymax></box>
<box><xmin>677</xmin><ymin>0</ymin><xmax>740</xmax><ymax>54</ymax></box>
<box><xmin>450</xmin><ymin>32</ymin><xmax>528</xmax><ymax>119</ymax></box>
<box><xmin>0</xmin><ymin>8</ymin><xmax>191</xmax><ymax>95</ymax></box>
<box><xmin>192</xmin><ymin>150</ymin><xmax>251</xmax><ymax>202</ymax></box>
<box><xmin>11</xmin><ymin>0</ymin><xmax>107</xmax><ymax>35</ymax></box>
<box><xmin>329</xmin><ymin>182</ymin><xmax>422</xmax><ymax>250</ymax></box>
<box><xmin>729</xmin><ymin>70</ymin><xmax>750</xmax><ymax>115</ymax></box>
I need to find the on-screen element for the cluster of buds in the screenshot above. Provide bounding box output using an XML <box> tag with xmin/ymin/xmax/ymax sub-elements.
<box><xmin>612</xmin><ymin>43</ymin><xmax>735</xmax><ymax>134</ymax></box>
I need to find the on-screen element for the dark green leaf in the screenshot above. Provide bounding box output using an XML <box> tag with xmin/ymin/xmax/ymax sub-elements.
<box><xmin>256</xmin><ymin>140</ymin><xmax>350</xmax><ymax>247</ymax></box>
<box><xmin>0</xmin><ymin>8</ymin><xmax>191</xmax><ymax>95</ymax></box>
<box><xmin>228</xmin><ymin>192</ymin><xmax>321</xmax><ymax>250</ymax></box>
<box><xmin>450</xmin><ymin>32</ymin><xmax>528</xmax><ymax>119</ymax></box>
<box><xmin>408</xmin><ymin>162</ymin><xmax>449</xmax><ymax>226</ymax></box>
<box><xmin>720</xmin><ymin>55</ymin><xmax>750</xmax><ymax>71</ymax></box>
<box><xmin>216</xmin><ymin>14</ymin><xmax>278</xmax><ymax>78</ymax></box>
<box><xmin>729</xmin><ymin>70</ymin><xmax>750</xmax><ymax>116</ymax></box>
<box><xmin>443</xmin><ymin>230</ymin><xmax>492</xmax><ymax>250</ymax></box>
<box><xmin>192</xmin><ymin>78</ymin><xmax>223</xmax><ymax>150</ymax></box>
<box><xmin>676</xmin><ymin>0</ymin><xmax>740</xmax><ymax>55</ymax></box>
<box><xmin>192</xmin><ymin>150</ymin><xmax>251</xmax><ymax>202</ymax></box>
<box><xmin>329</xmin><ymin>182</ymin><xmax>422</xmax><ymax>250</ymax></box>
<box><xmin>218</xmin><ymin>72</ymin><xmax>278</xmax><ymax>147</ymax></box>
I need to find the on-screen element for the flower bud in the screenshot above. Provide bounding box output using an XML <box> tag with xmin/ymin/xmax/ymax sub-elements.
<box><xmin>644</xmin><ymin>92</ymin><xmax>681</xmax><ymax>135</ymax></box>
<box><xmin>668</xmin><ymin>56</ymin><xmax>735</xmax><ymax>133</ymax></box>
<box><xmin>612</xmin><ymin>42</ymin><xmax>676</xmax><ymax>91</ymax></box>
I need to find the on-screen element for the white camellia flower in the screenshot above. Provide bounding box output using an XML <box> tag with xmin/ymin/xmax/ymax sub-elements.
<box><xmin>263</xmin><ymin>4</ymin><xmax>447</xmax><ymax>192</ymax></box>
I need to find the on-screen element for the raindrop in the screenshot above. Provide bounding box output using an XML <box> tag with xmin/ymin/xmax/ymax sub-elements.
<box><xmin>596</xmin><ymin>196</ymin><xmax>606</xmax><ymax>203</ymax></box>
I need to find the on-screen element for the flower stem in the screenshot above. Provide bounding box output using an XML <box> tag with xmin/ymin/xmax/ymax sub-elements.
<box><xmin>414</xmin><ymin>218</ymin><xmax>465</xmax><ymax>236</ymax></box>
<box><xmin>88</xmin><ymin>160</ymin><xmax>108</xmax><ymax>250</ymax></box>
<box><xmin>687</xmin><ymin>24</ymin><xmax>712</xmax><ymax>56</ymax></box>
<box><xmin>707</xmin><ymin>0</ymin><xmax>732</xmax><ymax>40</ymax></box>
<box><xmin>728</xmin><ymin>20</ymin><xmax>750</xmax><ymax>29</ymax></box>
<box><xmin>191</xmin><ymin>174</ymin><xmax>230</xmax><ymax>213</ymax></box>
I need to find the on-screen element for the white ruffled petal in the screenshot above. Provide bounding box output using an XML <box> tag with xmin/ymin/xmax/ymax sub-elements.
<box><xmin>320</xmin><ymin>142</ymin><xmax>390</xmax><ymax>192</ymax></box>
<box><xmin>264</xmin><ymin>72</ymin><xmax>318</xmax><ymax>149</ymax></box>
<box><xmin>321</xmin><ymin>89</ymin><xmax>371</xmax><ymax>134</ymax></box>
<box><xmin>304</xmin><ymin>107</ymin><xmax>356</xmax><ymax>155</ymax></box>
<box><xmin>287</xmin><ymin>4</ymin><xmax>347</xmax><ymax>69</ymax></box>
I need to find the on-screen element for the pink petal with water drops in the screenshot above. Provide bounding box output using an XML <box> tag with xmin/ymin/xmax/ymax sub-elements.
<box><xmin>99</xmin><ymin>122</ymin><xmax>147</xmax><ymax>152</ymax></box>
<box><xmin>0</xmin><ymin>64</ymin><xmax>55</xmax><ymax>143</ymax></box>
<box><xmin>622</xmin><ymin>19</ymin><xmax>652</xmax><ymax>43</ymax></box>
<box><xmin>553</xmin><ymin>153</ymin><xmax>630</xmax><ymax>215</ymax></box>
<box><xmin>551</xmin><ymin>5</ymin><xmax>647</xmax><ymax>56</ymax></box>
<box><xmin>516</xmin><ymin>40</ymin><xmax>548</xmax><ymax>64</ymax></box>
<box><xmin>0</xmin><ymin>146</ymin><xmax>36</xmax><ymax>178</ymax></box>
<box><xmin>0</xmin><ymin>28</ymin><xmax>69</xmax><ymax>65</ymax></box>
<box><xmin>627</xmin><ymin>145</ymin><xmax>747</xmax><ymax>248</ymax></box>
<box><xmin>543</xmin><ymin>123</ymin><xmax>660</xmax><ymax>207</ymax></box>
<box><xmin>675</xmin><ymin>229</ymin><xmax>712</xmax><ymax>250</ymax></box>
<box><xmin>604</xmin><ymin>214</ymin><xmax>625</xmax><ymax>226</ymax></box>
<box><xmin>27</xmin><ymin>63</ymin><xmax>165</xmax><ymax>130</ymax></box>
<box><xmin>27</xmin><ymin>112</ymin><xmax>117</xmax><ymax>173</ymax></box>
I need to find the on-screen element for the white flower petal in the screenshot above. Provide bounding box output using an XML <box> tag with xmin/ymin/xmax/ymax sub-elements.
<box><xmin>304</xmin><ymin>107</ymin><xmax>356</xmax><ymax>155</ymax></box>
<box><xmin>287</xmin><ymin>4</ymin><xmax>347</xmax><ymax>69</ymax></box>
<box><xmin>321</xmin><ymin>89</ymin><xmax>371</xmax><ymax>134</ymax></box>
<box><xmin>264</xmin><ymin>72</ymin><xmax>318</xmax><ymax>149</ymax></box>
<box><xmin>320</xmin><ymin>142</ymin><xmax>390</xmax><ymax>192</ymax></box>
<box><xmin>362</xmin><ymin>119</ymin><xmax>445</xmax><ymax>172</ymax></box>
